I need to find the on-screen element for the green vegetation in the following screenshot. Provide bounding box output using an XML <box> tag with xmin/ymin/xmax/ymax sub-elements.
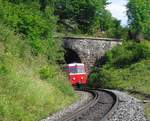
<box><xmin>144</xmin><ymin>103</ymin><xmax>150</xmax><ymax>121</ymax></box>
<box><xmin>127</xmin><ymin>0</ymin><xmax>150</xmax><ymax>40</ymax></box>
<box><xmin>89</xmin><ymin>40</ymin><xmax>150</xmax><ymax>121</ymax></box>
<box><xmin>0</xmin><ymin>1</ymin><xmax>76</xmax><ymax>121</ymax></box>
<box><xmin>0</xmin><ymin>0</ymin><xmax>62</xmax><ymax>61</ymax></box>
<box><xmin>54</xmin><ymin>0</ymin><xmax>127</xmax><ymax>38</ymax></box>
<box><xmin>89</xmin><ymin>41</ymin><xmax>150</xmax><ymax>94</ymax></box>
<box><xmin>0</xmin><ymin>20</ymin><xmax>76</xmax><ymax>121</ymax></box>
<box><xmin>54</xmin><ymin>0</ymin><xmax>107</xmax><ymax>34</ymax></box>
<box><xmin>0</xmin><ymin>0</ymin><xmax>150</xmax><ymax>120</ymax></box>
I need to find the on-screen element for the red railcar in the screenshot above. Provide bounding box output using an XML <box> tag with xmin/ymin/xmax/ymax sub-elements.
<box><xmin>65</xmin><ymin>63</ymin><xmax>87</xmax><ymax>85</ymax></box>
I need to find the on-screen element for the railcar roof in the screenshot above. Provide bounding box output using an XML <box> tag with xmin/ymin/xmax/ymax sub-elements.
<box><xmin>67</xmin><ymin>63</ymin><xmax>84</xmax><ymax>66</ymax></box>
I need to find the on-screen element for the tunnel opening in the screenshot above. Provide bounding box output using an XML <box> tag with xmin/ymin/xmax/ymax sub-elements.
<box><xmin>64</xmin><ymin>48</ymin><xmax>81</xmax><ymax>64</ymax></box>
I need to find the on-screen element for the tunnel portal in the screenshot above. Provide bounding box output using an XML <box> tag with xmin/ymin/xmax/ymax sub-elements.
<box><xmin>63</xmin><ymin>37</ymin><xmax>121</xmax><ymax>72</ymax></box>
<box><xmin>64</xmin><ymin>48</ymin><xmax>81</xmax><ymax>64</ymax></box>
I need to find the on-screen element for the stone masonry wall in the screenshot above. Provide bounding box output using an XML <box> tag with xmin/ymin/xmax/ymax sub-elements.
<box><xmin>63</xmin><ymin>37</ymin><xmax>122</xmax><ymax>72</ymax></box>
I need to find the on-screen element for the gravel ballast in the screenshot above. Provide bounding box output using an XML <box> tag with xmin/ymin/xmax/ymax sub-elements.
<box><xmin>42</xmin><ymin>90</ymin><xmax>147</xmax><ymax>121</ymax></box>
<box><xmin>109</xmin><ymin>90</ymin><xmax>147</xmax><ymax>121</ymax></box>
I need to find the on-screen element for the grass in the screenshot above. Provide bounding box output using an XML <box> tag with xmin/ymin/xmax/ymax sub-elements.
<box><xmin>105</xmin><ymin>60</ymin><xmax>150</xmax><ymax>94</ymax></box>
<box><xmin>144</xmin><ymin>103</ymin><xmax>150</xmax><ymax>121</ymax></box>
<box><xmin>90</xmin><ymin>59</ymin><xmax>150</xmax><ymax>95</ymax></box>
<box><xmin>55</xmin><ymin>32</ymin><xmax>112</xmax><ymax>39</ymax></box>
<box><xmin>0</xmin><ymin>23</ymin><xmax>77</xmax><ymax>121</ymax></box>
<box><xmin>0</xmin><ymin>56</ymin><xmax>76</xmax><ymax>121</ymax></box>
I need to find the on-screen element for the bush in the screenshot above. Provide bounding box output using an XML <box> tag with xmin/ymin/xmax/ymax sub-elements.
<box><xmin>89</xmin><ymin>41</ymin><xmax>150</xmax><ymax>94</ymax></box>
<box><xmin>104</xmin><ymin>41</ymin><xmax>150</xmax><ymax>68</ymax></box>
<box><xmin>0</xmin><ymin>0</ymin><xmax>63</xmax><ymax>62</ymax></box>
<box><xmin>0</xmin><ymin>63</ymin><xmax>8</xmax><ymax>75</ymax></box>
<box><xmin>39</xmin><ymin>65</ymin><xmax>75</xmax><ymax>96</ymax></box>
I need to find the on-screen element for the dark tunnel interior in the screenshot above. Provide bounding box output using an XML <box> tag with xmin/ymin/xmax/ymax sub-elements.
<box><xmin>64</xmin><ymin>48</ymin><xmax>81</xmax><ymax>64</ymax></box>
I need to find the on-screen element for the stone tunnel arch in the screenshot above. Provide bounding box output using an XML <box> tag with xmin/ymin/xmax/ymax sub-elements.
<box><xmin>64</xmin><ymin>48</ymin><xmax>81</xmax><ymax>64</ymax></box>
<box><xmin>63</xmin><ymin>37</ymin><xmax>121</xmax><ymax>72</ymax></box>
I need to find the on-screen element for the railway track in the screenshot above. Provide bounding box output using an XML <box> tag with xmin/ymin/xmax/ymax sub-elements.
<box><xmin>58</xmin><ymin>89</ymin><xmax>118</xmax><ymax>121</ymax></box>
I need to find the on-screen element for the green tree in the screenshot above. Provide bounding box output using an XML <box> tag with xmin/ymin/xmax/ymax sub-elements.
<box><xmin>8</xmin><ymin>0</ymin><xmax>54</xmax><ymax>12</ymax></box>
<box><xmin>98</xmin><ymin>9</ymin><xmax>127</xmax><ymax>39</ymax></box>
<box><xmin>8</xmin><ymin>0</ymin><xmax>34</xmax><ymax>4</ymax></box>
<box><xmin>127</xmin><ymin>0</ymin><xmax>150</xmax><ymax>40</ymax></box>
<box><xmin>54</xmin><ymin>0</ymin><xmax>108</xmax><ymax>34</ymax></box>
<box><xmin>0</xmin><ymin>0</ymin><xmax>63</xmax><ymax>63</ymax></box>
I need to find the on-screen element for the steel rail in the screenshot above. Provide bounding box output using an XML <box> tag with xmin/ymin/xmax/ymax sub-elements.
<box><xmin>58</xmin><ymin>89</ymin><xmax>119</xmax><ymax>121</ymax></box>
<box><xmin>58</xmin><ymin>90</ymin><xmax>99</xmax><ymax>121</ymax></box>
<box><xmin>97</xmin><ymin>89</ymin><xmax>119</xmax><ymax>121</ymax></box>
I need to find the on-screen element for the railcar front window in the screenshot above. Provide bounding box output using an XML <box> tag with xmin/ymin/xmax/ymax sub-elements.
<box><xmin>69</xmin><ymin>68</ymin><xmax>77</xmax><ymax>73</ymax></box>
<box><xmin>69</xmin><ymin>66</ymin><xmax>85</xmax><ymax>74</ymax></box>
<box><xmin>77</xmin><ymin>67</ymin><xmax>85</xmax><ymax>73</ymax></box>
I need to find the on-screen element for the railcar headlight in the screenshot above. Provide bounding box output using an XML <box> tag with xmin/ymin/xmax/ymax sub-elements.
<box><xmin>81</xmin><ymin>77</ymin><xmax>83</xmax><ymax>80</ymax></box>
<box><xmin>72</xmin><ymin>77</ymin><xmax>76</xmax><ymax>80</ymax></box>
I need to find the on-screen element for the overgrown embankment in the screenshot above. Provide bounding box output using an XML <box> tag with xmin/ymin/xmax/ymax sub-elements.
<box><xmin>89</xmin><ymin>41</ymin><xmax>150</xmax><ymax>95</ymax></box>
<box><xmin>89</xmin><ymin>40</ymin><xmax>150</xmax><ymax>120</ymax></box>
<box><xmin>0</xmin><ymin>1</ymin><xmax>76</xmax><ymax>121</ymax></box>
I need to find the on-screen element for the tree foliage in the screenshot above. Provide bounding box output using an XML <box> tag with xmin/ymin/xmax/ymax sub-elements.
<box><xmin>127</xmin><ymin>0</ymin><xmax>150</xmax><ymax>40</ymax></box>
<box><xmin>7</xmin><ymin>0</ymin><xmax>127</xmax><ymax>38</ymax></box>
<box><xmin>54</xmin><ymin>0</ymin><xmax>108</xmax><ymax>34</ymax></box>
<box><xmin>99</xmin><ymin>10</ymin><xmax>127</xmax><ymax>38</ymax></box>
<box><xmin>0</xmin><ymin>0</ymin><xmax>63</xmax><ymax>63</ymax></box>
<box><xmin>54</xmin><ymin>0</ymin><xmax>126</xmax><ymax>38</ymax></box>
<box><xmin>89</xmin><ymin>41</ymin><xmax>150</xmax><ymax>93</ymax></box>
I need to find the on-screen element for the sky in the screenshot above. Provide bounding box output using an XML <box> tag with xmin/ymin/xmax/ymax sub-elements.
<box><xmin>106</xmin><ymin>0</ymin><xmax>128</xmax><ymax>26</ymax></box>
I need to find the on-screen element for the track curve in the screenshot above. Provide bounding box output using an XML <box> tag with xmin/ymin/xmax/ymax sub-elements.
<box><xmin>58</xmin><ymin>89</ymin><xmax>118</xmax><ymax>121</ymax></box>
